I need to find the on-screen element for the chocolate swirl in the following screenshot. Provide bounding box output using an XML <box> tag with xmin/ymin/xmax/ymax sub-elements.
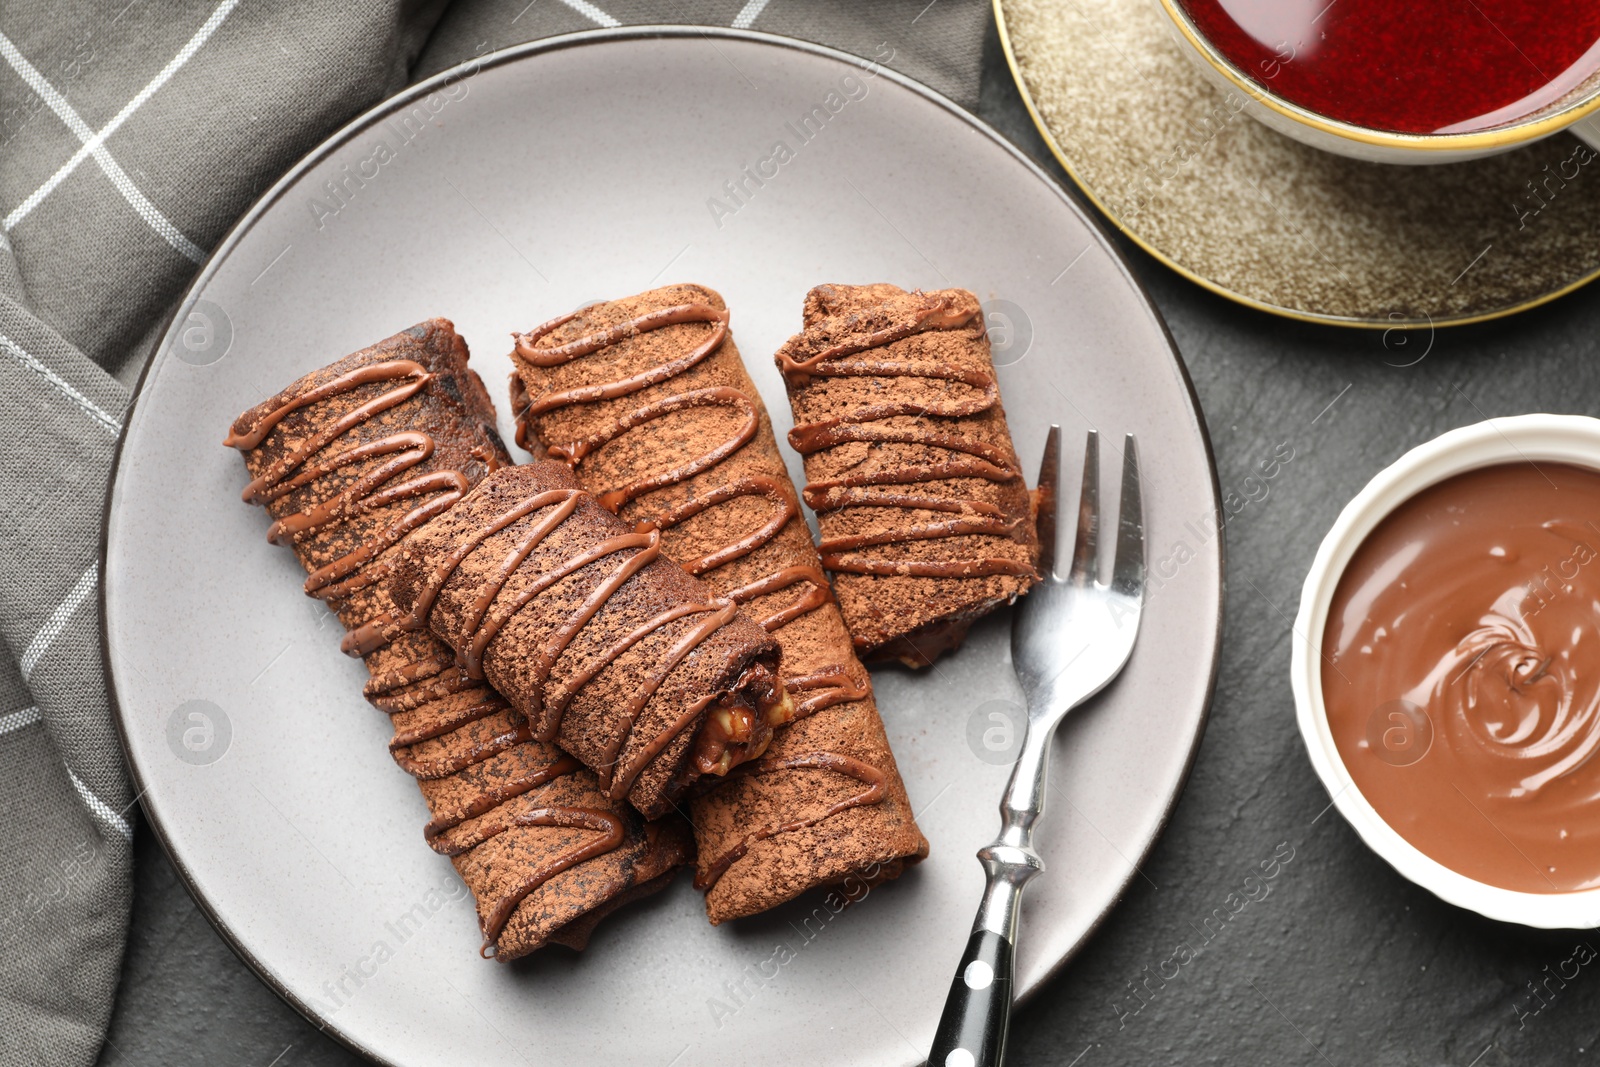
<box><xmin>226</xmin><ymin>327</ymin><xmax>678</xmax><ymax>957</ymax></box>
<box><xmin>1420</xmin><ymin>591</ymin><xmax>1600</xmax><ymax>797</ymax></box>
<box><xmin>368</xmin><ymin>658</ymin><xmax>624</xmax><ymax>953</ymax></box>
<box><xmin>1324</xmin><ymin>463</ymin><xmax>1600</xmax><ymax>893</ymax></box>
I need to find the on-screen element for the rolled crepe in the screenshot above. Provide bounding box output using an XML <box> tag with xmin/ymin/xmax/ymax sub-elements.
<box><xmin>510</xmin><ymin>284</ymin><xmax>928</xmax><ymax>924</ymax></box>
<box><xmin>774</xmin><ymin>284</ymin><xmax>1040</xmax><ymax>667</ymax></box>
<box><xmin>379</xmin><ymin>462</ymin><xmax>787</xmax><ymax>820</ymax></box>
<box><xmin>225</xmin><ymin>319</ymin><xmax>689</xmax><ymax>959</ymax></box>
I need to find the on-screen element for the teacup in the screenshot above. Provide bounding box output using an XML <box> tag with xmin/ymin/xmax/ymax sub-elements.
<box><xmin>1154</xmin><ymin>0</ymin><xmax>1600</xmax><ymax>164</ymax></box>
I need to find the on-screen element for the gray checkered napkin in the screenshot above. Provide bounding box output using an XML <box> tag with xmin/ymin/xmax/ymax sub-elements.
<box><xmin>0</xmin><ymin>2</ymin><xmax>985</xmax><ymax>1064</ymax></box>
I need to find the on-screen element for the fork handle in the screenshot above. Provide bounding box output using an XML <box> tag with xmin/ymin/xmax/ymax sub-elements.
<box><xmin>929</xmin><ymin>831</ymin><xmax>1041</xmax><ymax>1067</ymax></box>
<box><xmin>930</xmin><ymin>708</ymin><xmax>1057</xmax><ymax>1067</ymax></box>
<box><xmin>928</xmin><ymin>923</ymin><xmax>1016</xmax><ymax>1067</ymax></box>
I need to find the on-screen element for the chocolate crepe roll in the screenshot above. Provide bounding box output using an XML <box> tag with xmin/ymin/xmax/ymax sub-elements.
<box><xmin>380</xmin><ymin>463</ymin><xmax>787</xmax><ymax>820</ymax></box>
<box><xmin>509</xmin><ymin>283</ymin><xmax>929</xmax><ymax>924</ymax></box>
<box><xmin>225</xmin><ymin>319</ymin><xmax>689</xmax><ymax>959</ymax></box>
<box><xmin>773</xmin><ymin>284</ymin><xmax>1040</xmax><ymax>667</ymax></box>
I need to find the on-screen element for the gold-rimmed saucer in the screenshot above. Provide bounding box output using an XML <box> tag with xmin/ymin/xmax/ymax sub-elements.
<box><xmin>997</xmin><ymin>0</ymin><xmax>1600</xmax><ymax>327</ymax></box>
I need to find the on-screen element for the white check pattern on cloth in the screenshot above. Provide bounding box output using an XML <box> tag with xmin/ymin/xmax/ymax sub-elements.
<box><xmin>20</xmin><ymin>562</ymin><xmax>99</xmax><ymax>681</ymax></box>
<box><xmin>557</xmin><ymin>0</ymin><xmax>621</xmax><ymax>27</ymax></box>
<box><xmin>732</xmin><ymin>0</ymin><xmax>773</xmax><ymax>28</ymax></box>
<box><xmin>553</xmin><ymin>0</ymin><xmax>774</xmax><ymax>29</ymax></box>
<box><xmin>0</xmin><ymin>3</ymin><xmax>988</xmax><ymax>1062</ymax></box>
<box><xmin>68</xmin><ymin>767</ymin><xmax>132</xmax><ymax>841</ymax></box>
<box><xmin>0</xmin><ymin>0</ymin><xmax>241</xmax><ymax>262</ymax></box>
<box><xmin>0</xmin><ymin>704</ymin><xmax>41</xmax><ymax>737</ymax></box>
<box><xmin>0</xmin><ymin>331</ymin><xmax>123</xmax><ymax>434</ymax></box>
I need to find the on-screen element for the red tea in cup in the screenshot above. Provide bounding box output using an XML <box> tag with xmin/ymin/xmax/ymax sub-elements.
<box><xmin>1177</xmin><ymin>0</ymin><xmax>1600</xmax><ymax>135</ymax></box>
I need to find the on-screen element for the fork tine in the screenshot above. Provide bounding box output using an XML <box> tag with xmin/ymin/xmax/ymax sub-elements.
<box><xmin>1033</xmin><ymin>425</ymin><xmax>1061</xmax><ymax>580</ymax></box>
<box><xmin>1112</xmin><ymin>434</ymin><xmax>1144</xmax><ymax>595</ymax></box>
<box><xmin>1068</xmin><ymin>430</ymin><xmax>1100</xmax><ymax>585</ymax></box>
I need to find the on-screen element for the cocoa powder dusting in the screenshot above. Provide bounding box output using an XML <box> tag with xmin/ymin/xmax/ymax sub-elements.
<box><xmin>776</xmin><ymin>283</ymin><xmax>1040</xmax><ymax>667</ymax></box>
<box><xmin>227</xmin><ymin>319</ymin><xmax>688</xmax><ymax>959</ymax></box>
<box><xmin>511</xmin><ymin>283</ymin><xmax>929</xmax><ymax>924</ymax></box>
<box><xmin>382</xmin><ymin>462</ymin><xmax>782</xmax><ymax>820</ymax></box>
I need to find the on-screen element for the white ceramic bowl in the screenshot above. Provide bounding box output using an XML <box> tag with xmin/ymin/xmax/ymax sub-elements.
<box><xmin>1292</xmin><ymin>414</ymin><xmax>1600</xmax><ymax>927</ymax></box>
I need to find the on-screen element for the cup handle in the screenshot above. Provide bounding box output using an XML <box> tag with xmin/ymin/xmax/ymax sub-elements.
<box><xmin>1570</xmin><ymin>113</ymin><xmax>1600</xmax><ymax>152</ymax></box>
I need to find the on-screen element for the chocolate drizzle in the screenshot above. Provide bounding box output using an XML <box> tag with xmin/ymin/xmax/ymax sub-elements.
<box><xmin>776</xmin><ymin>293</ymin><xmax>1036</xmax><ymax>580</ymax></box>
<box><xmin>513</xmin><ymin>299</ymin><xmax>896</xmax><ymax>891</ymax></box>
<box><xmin>693</xmin><ymin>752</ymin><xmax>886</xmax><ymax>890</ymax></box>
<box><xmin>382</xmin><ymin>482</ymin><xmax>746</xmax><ymax>800</ymax></box>
<box><xmin>514</xmin><ymin>305</ymin><xmax>839</xmax><ymax>686</ymax></box>
<box><xmin>785</xmin><ymin>666</ymin><xmax>873</xmax><ymax>718</ymax></box>
<box><xmin>226</xmin><ymin>361</ymin><xmax>479</xmax><ymax>600</ymax></box>
<box><xmin>226</xmin><ymin>353</ymin><xmax>629</xmax><ymax>957</ymax></box>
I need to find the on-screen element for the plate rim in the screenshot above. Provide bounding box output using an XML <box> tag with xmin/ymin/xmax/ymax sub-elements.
<box><xmin>992</xmin><ymin>0</ymin><xmax>1600</xmax><ymax>331</ymax></box>
<box><xmin>100</xmin><ymin>24</ymin><xmax>1225</xmax><ymax>1066</ymax></box>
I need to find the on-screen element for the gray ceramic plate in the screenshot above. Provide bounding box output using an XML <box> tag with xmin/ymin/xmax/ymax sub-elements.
<box><xmin>103</xmin><ymin>28</ymin><xmax>1221</xmax><ymax>1067</ymax></box>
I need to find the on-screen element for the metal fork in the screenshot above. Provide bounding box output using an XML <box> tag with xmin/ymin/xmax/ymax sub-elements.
<box><xmin>928</xmin><ymin>427</ymin><xmax>1146</xmax><ymax>1067</ymax></box>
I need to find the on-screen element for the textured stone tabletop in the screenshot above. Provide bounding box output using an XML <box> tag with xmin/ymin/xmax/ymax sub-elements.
<box><xmin>97</xmin><ymin>17</ymin><xmax>1600</xmax><ymax>1067</ymax></box>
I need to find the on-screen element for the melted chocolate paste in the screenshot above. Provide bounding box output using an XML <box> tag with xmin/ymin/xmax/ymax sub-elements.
<box><xmin>1323</xmin><ymin>462</ymin><xmax>1600</xmax><ymax>893</ymax></box>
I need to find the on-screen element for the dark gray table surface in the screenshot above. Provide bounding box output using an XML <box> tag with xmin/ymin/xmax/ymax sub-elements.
<box><xmin>97</xmin><ymin>17</ymin><xmax>1600</xmax><ymax>1067</ymax></box>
